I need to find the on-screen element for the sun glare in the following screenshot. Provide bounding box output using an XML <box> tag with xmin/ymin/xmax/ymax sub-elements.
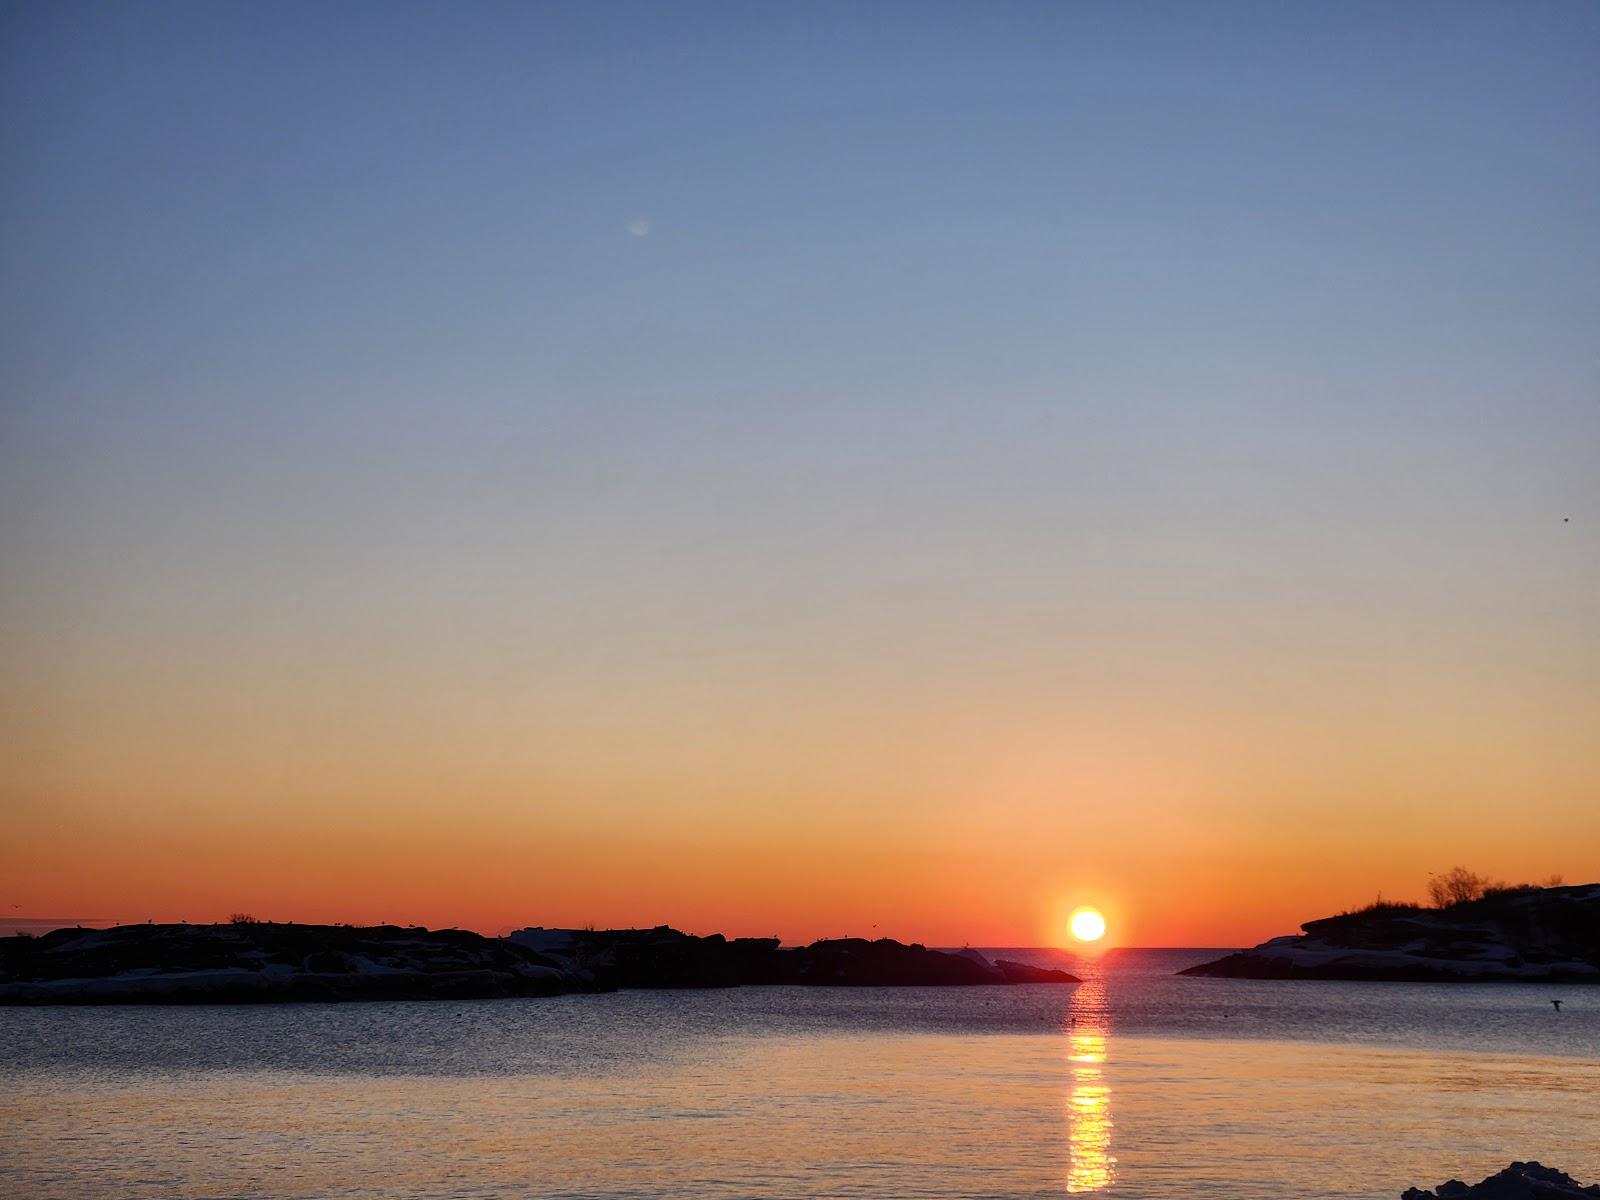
<box><xmin>1069</xmin><ymin>907</ymin><xmax>1107</xmax><ymax>943</ymax></box>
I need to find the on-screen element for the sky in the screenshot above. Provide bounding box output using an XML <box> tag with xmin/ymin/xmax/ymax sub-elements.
<box><xmin>2</xmin><ymin>1</ymin><xmax>1597</xmax><ymax>947</ymax></box>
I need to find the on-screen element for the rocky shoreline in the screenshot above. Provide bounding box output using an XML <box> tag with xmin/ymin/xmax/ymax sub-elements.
<box><xmin>0</xmin><ymin>921</ymin><xmax>1078</xmax><ymax>1005</ymax></box>
<box><xmin>1181</xmin><ymin>883</ymin><xmax>1600</xmax><ymax>983</ymax></box>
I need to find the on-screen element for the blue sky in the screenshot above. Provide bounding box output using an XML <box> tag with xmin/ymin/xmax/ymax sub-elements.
<box><xmin>2</xmin><ymin>2</ymin><xmax>1597</xmax><ymax>938</ymax></box>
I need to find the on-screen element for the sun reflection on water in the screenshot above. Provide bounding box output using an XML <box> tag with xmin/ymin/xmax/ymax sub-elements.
<box><xmin>1065</xmin><ymin>979</ymin><xmax>1115</xmax><ymax>1194</ymax></box>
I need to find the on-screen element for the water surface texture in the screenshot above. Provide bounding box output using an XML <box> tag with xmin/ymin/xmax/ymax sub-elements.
<box><xmin>4</xmin><ymin>949</ymin><xmax>1597</xmax><ymax>1198</ymax></box>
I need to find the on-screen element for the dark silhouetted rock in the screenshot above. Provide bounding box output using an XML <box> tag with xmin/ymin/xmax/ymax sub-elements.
<box><xmin>2</xmin><ymin>922</ymin><xmax>1078</xmax><ymax>1004</ymax></box>
<box><xmin>1181</xmin><ymin>884</ymin><xmax>1600</xmax><ymax>983</ymax></box>
<box><xmin>994</xmin><ymin>958</ymin><xmax>1080</xmax><ymax>984</ymax></box>
<box><xmin>776</xmin><ymin>937</ymin><xmax>999</xmax><ymax>986</ymax></box>
<box><xmin>0</xmin><ymin>922</ymin><xmax>577</xmax><ymax>1004</ymax></box>
<box><xmin>1402</xmin><ymin>1162</ymin><xmax>1600</xmax><ymax>1198</ymax></box>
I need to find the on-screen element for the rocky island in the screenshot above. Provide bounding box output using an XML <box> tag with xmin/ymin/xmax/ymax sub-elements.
<box><xmin>0</xmin><ymin>921</ymin><xmax>1077</xmax><ymax>1004</ymax></box>
<box><xmin>1182</xmin><ymin>882</ymin><xmax>1600</xmax><ymax>983</ymax></box>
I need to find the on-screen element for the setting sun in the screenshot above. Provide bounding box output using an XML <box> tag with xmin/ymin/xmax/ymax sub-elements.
<box><xmin>1069</xmin><ymin>907</ymin><xmax>1107</xmax><ymax>943</ymax></box>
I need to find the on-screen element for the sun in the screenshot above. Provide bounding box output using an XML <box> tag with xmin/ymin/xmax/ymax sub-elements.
<box><xmin>1069</xmin><ymin>907</ymin><xmax>1107</xmax><ymax>943</ymax></box>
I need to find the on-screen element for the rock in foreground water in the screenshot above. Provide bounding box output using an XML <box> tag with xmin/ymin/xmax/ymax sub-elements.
<box><xmin>1402</xmin><ymin>1162</ymin><xmax>1600</xmax><ymax>1198</ymax></box>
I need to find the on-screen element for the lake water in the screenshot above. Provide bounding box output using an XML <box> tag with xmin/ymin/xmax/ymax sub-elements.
<box><xmin>3</xmin><ymin>948</ymin><xmax>1597</xmax><ymax>1198</ymax></box>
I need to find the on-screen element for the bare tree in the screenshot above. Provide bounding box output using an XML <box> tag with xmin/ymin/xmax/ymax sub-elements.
<box><xmin>1427</xmin><ymin>867</ymin><xmax>1488</xmax><ymax>908</ymax></box>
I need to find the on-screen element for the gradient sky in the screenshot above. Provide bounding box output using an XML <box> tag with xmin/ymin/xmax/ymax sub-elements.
<box><xmin>3</xmin><ymin>1</ymin><xmax>1597</xmax><ymax>946</ymax></box>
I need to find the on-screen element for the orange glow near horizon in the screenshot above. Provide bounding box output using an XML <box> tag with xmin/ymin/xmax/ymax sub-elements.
<box><xmin>5</xmin><ymin>501</ymin><xmax>1598</xmax><ymax>947</ymax></box>
<box><xmin>4</xmin><ymin>653</ymin><xmax>1598</xmax><ymax>947</ymax></box>
<box><xmin>2</xmin><ymin>783</ymin><xmax>1599</xmax><ymax>946</ymax></box>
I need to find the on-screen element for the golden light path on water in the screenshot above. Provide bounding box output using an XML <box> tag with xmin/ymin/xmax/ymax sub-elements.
<box><xmin>1066</xmin><ymin>976</ymin><xmax>1115</xmax><ymax>1194</ymax></box>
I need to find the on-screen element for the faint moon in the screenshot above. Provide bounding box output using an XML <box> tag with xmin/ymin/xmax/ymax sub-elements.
<box><xmin>626</xmin><ymin>218</ymin><xmax>651</xmax><ymax>237</ymax></box>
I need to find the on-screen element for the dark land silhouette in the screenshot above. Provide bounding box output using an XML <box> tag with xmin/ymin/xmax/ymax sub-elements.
<box><xmin>0</xmin><ymin>921</ymin><xmax>1077</xmax><ymax>1004</ymax></box>
<box><xmin>1183</xmin><ymin>882</ymin><xmax>1600</xmax><ymax>983</ymax></box>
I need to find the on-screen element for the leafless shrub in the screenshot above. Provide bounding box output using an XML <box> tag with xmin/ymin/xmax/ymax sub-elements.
<box><xmin>1428</xmin><ymin>868</ymin><xmax>1565</xmax><ymax>908</ymax></box>
<box><xmin>1427</xmin><ymin>867</ymin><xmax>1489</xmax><ymax>908</ymax></box>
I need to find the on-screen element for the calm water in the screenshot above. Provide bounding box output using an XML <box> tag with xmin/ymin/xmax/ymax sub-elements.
<box><xmin>3</xmin><ymin>949</ymin><xmax>1597</xmax><ymax>1198</ymax></box>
